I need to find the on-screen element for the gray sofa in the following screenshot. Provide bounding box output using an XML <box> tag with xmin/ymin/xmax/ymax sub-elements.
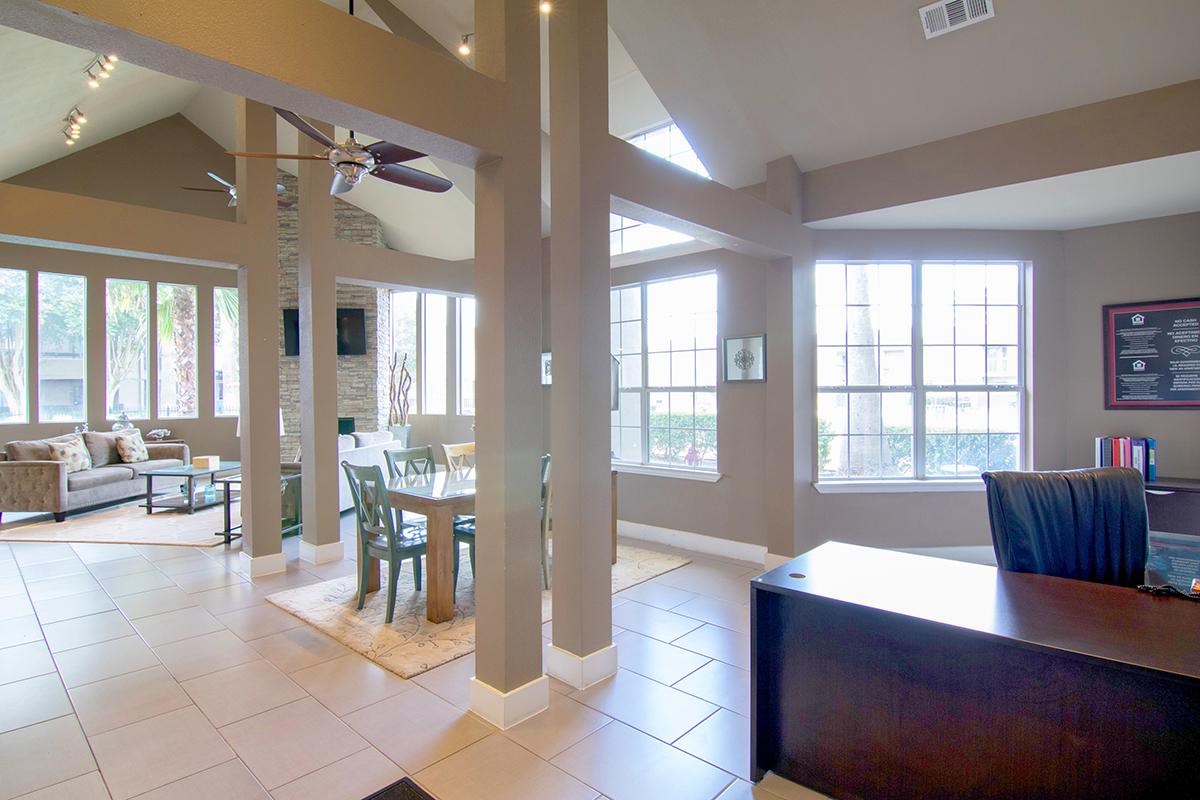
<box><xmin>0</xmin><ymin>432</ymin><xmax>190</xmax><ymax>523</ymax></box>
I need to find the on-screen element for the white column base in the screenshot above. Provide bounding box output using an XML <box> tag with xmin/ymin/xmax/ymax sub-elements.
<box><xmin>299</xmin><ymin>539</ymin><xmax>344</xmax><ymax>565</ymax></box>
<box><xmin>468</xmin><ymin>674</ymin><xmax>549</xmax><ymax>730</ymax></box>
<box><xmin>544</xmin><ymin>642</ymin><xmax>618</xmax><ymax>690</ymax></box>
<box><xmin>238</xmin><ymin>551</ymin><xmax>285</xmax><ymax>578</ymax></box>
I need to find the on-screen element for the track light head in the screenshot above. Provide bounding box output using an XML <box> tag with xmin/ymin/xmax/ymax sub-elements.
<box><xmin>458</xmin><ymin>35</ymin><xmax>471</xmax><ymax>56</ymax></box>
<box><xmin>540</xmin><ymin>1</ymin><xmax>552</xmax><ymax>14</ymax></box>
<box><xmin>86</xmin><ymin>72</ymin><xmax>100</xmax><ymax>89</ymax></box>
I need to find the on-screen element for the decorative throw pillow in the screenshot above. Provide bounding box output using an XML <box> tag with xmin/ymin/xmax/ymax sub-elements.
<box><xmin>46</xmin><ymin>436</ymin><xmax>93</xmax><ymax>474</ymax></box>
<box><xmin>114</xmin><ymin>430</ymin><xmax>149</xmax><ymax>463</ymax></box>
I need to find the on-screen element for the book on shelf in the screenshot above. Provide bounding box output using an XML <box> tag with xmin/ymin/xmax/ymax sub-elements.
<box><xmin>1093</xmin><ymin>435</ymin><xmax>1156</xmax><ymax>481</ymax></box>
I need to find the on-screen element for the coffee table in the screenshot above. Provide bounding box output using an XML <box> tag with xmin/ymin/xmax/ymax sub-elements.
<box><xmin>211</xmin><ymin>472</ymin><xmax>303</xmax><ymax>545</ymax></box>
<box><xmin>143</xmin><ymin>461</ymin><xmax>240</xmax><ymax>515</ymax></box>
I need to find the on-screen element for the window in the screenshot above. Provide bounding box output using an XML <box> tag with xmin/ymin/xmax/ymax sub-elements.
<box><xmin>816</xmin><ymin>262</ymin><xmax>1024</xmax><ymax>481</ymax></box>
<box><xmin>610</xmin><ymin>213</ymin><xmax>693</xmax><ymax>257</ymax></box>
<box><xmin>626</xmin><ymin>121</ymin><xmax>710</xmax><ymax>179</ymax></box>
<box><xmin>421</xmin><ymin>293</ymin><xmax>448</xmax><ymax>415</ymax></box>
<box><xmin>213</xmin><ymin>287</ymin><xmax>239</xmax><ymax>417</ymax></box>
<box><xmin>390</xmin><ymin>290</ymin><xmax>418</xmax><ymax>408</ymax></box>
<box><xmin>612</xmin><ymin>272</ymin><xmax>718</xmax><ymax>470</ymax></box>
<box><xmin>106</xmin><ymin>278</ymin><xmax>149</xmax><ymax>418</ymax></box>
<box><xmin>38</xmin><ymin>273</ymin><xmax>86</xmax><ymax>422</ymax></box>
<box><xmin>458</xmin><ymin>297</ymin><xmax>476</xmax><ymax>416</ymax></box>
<box><xmin>156</xmin><ymin>283</ymin><xmax>198</xmax><ymax>418</ymax></box>
<box><xmin>0</xmin><ymin>268</ymin><xmax>28</xmax><ymax>423</ymax></box>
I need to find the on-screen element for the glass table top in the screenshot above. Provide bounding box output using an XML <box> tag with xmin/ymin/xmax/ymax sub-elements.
<box><xmin>387</xmin><ymin>468</ymin><xmax>476</xmax><ymax>501</ymax></box>
<box><xmin>141</xmin><ymin>460</ymin><xmax>241</xmax><ymax>477</ymax></box>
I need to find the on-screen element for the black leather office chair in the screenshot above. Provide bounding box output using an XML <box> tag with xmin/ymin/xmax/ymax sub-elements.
<box><xmin>981</xmin><ymin>467</ymin><xmax>1149</xmax><ymax>587</ymax></box>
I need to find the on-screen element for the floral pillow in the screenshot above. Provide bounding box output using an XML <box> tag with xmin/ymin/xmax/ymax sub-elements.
<box><xmin>47</xmin><ymin>436</ymin><xmax>93</xmax><ymax>474</ymax></box>
<box><xmin>114</xmin><ymin>430</ymin><xmax>149</xmax><ymax>463</ymax></box>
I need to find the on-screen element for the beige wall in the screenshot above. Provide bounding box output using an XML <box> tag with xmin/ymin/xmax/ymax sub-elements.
<box><xmin>1060</xmin><ymin>212</ymin><xmax>1200</xmax><ymax>478</ymax></box>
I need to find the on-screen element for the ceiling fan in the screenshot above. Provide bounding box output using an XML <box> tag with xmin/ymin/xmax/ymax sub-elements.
<box><xmin>225</xmin><ymin>108</ymin><xmax>453</xmax><ymax>196</ymax></box>
<box><xmin>181</xmin><ymin>172</ymin><xmax>291</xmax><ymax>208</ymax></box>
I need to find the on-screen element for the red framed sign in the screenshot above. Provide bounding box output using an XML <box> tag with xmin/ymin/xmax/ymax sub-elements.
<box><xmin>1103</xmin><ymin>297</ymin><xmax>1200</xmax><ymax>409</ymax></box>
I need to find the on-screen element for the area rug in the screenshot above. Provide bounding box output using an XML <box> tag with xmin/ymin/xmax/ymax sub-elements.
<box><xmin>0</xmin><ymin>501</ymin><xmax>232</xmax><ymax>548</ymax></box>
<box><xmin>265</xmin><ymin>544</ymin><xmax>689</xmax><ymax>679</ymax></box>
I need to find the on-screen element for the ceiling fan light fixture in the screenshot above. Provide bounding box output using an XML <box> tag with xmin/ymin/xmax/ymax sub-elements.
<box><xmin>458</xmin><ymin>34</ymin><xmax>471</xmax><ymax>56</ymax></box>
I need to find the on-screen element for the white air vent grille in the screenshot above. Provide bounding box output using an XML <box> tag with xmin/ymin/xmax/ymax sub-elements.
<box><xmin>919</xmin><ymin>0</ymin><xmax>994</xmax><ymax>39</ymax></box>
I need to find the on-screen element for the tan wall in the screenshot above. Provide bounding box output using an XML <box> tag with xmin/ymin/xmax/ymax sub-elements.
<box><xmin>1060</xmin><ymin>212</ymin><xmax>1200</xmax><ymax>478</ymax></box>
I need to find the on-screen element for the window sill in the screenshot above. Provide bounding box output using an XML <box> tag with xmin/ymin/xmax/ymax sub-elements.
<box><xmin>612</xmin><ymin>462</ymin><xmax>722</xmax><ymax>483</ymax></box>
<box><xmin>814</xmin><ymin>479</ymin><xmax>984</xmax><ymax>494</ymax></box>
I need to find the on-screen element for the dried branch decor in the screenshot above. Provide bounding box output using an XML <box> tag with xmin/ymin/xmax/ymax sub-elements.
<box><xmin>387</xmin><ymin>353</ymin><xmax>413</xmax><ymax>427</ymax></box>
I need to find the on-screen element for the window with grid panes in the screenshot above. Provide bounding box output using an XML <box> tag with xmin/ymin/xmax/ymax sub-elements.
<box><xmin>611</xmin><ymin>272</ymin><xmax>718</xmax><ymax>470</ymax></box>
<box><xmin>816</xmin><ymin>262</ymin><xmax>1024</xmax><ymax>480</ymax></box>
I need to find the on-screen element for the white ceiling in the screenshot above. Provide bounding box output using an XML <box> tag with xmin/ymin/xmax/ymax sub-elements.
<box><xmin>806</xmin><ymin>152</ymin><xmax>1200</xmax><ymax>231</ymax></box>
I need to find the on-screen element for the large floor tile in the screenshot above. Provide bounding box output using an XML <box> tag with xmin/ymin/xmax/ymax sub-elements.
<box><xmin>0</xmin><ymin>673</ymin><xmax>72</xmax><ymax>734</ymax></box>
<box><xmin>72</xmin><ymin>543</ymin><xmax>138</xmax><ymax>564</ymax></box>
<box><xmin>344</xmin><ymin>686</ymin><xmax>493</xmax><ymax>774</ymax></box>
<box><xmin>673</xmin><ymin>659</ymin><xmax>750</xmax><ymax>716</ymax></box>
<box><xmin>21</xmin><ymin>558</ymin><xmax>87</xmax><ymax>583</ymax></box>
<box><xmin>88</xmin><ymin>706</ymin><xmax>234</xmax><ymax>800</ymax></box>
<box><xmin>11</xmin><ymin>771</ymin><xmax>111</xmax><ymax>800</ymax></box>
<box><xmin>571</xmin><ymin>669</ymin><xmax>718</xmax><ymax>744</ymax></box>
<box><xmin>85</xmin><ymin>555</ymin><xmax>156</xmax><ymax>580</ymax></box>
<box><xmin>220</xmin><ymin>697</ymin><xmax>367</xmax><ymax>790</ymax></box>
<box><xmin>611</xmin><ymin>600</ymin><xmax>705</xmax><ymax>643</ymax></box>
<box><xmin>247</xmin><ymin>626</ymin><xmax>350</xmax><ymax>673</ymax></box>
<box><xmin>673</xmin><ymin>595</ymin><xmax>751</xmax><ymax>634</ymax></box>
<box><xmin>32</xmin><ymin>590</ymin><xmax>116</xmax><ymax>624</ymax></box>
<box><xmin>154</xmin><ymin>630</ymin><xmax>259</xmax><ymax>681</ymax></box>
<box><xmin>217</xmin><ymin>604</ymin><xmax>303</xmax><ymax>641</ymax></box>
<box><xmin>270</xmin><ymin>747</ymin><xmax>404</xmax><ymax>800</ymax></box>
<box><xmin>42</xmin><ymin>610</ymin><xmax>134</xmax><ymax>653</ymax></box>
<box><xmin>111</xmin><ymin>586</ymin><xmax>197</xmax><ymax>620</ymax></box>
<box><xmin>552</xmin><ymin>721</ymin><xmax>734</xmax><ymax>800</ymax></box>
<box><xmin>174</xmin><ymin>568</ymin><xmax>248</xmax><ymax>593</ymax></box>
<box><xmin>0</xmin><ymin>715</ymin><xmax>96</xmax><ymax>800</ymax></box>
<box><xmin>98</xmin><ymin>570</ymin><xmax>175</xmax><ymax>598</ymax></box>
<box><xmin>674</xmin><ymin>708</ymin><xmax>751</xmax><ymax>780</ymax></box>
<box><xmin>0</xmin><ymin>614</ymin><xmax>42</xmax><ymax>649</ymax></box>
<box><xmin>290</xmin><ymin>653</ymin><xmax>411</xmax><ymax>716</ymax></box>
<box><xmin>181</xmin><ymin>659</ymin><xmax>306</xmax><ymax>727</ymax></box>
<box><xmin>133</xmin><ymin>544</ymin><xmax>203</xmax><ymax>562</ymax></box>
<box><xmin>0</xmin><ymin>592</ymin><xmax>34</xmax><ymax>622</ymax></box>
<box><xmin>25</xmin><ymin>573</ymin><xmax>101</xmax><ymax>603</ymax></box>
<box><xmin>131</xmin><ymin>605</ymin><xmax>225</xmax><ymax>646</ymax></box>
<box><xmin>11</xmin><ymin>543</ymin><xmax>77</xmax><ymax>567</ymax></box>
<box><xmin>504</xmin><ymin>691</ymin><xmax>611</xmax><ymax>760</ymax></box>
<box><xmin>190</xmin><ymin>582</ymin><xmax>267</xmax><ymax>615</ymax></box>
<box><xmin>411</xmin><ymin>653</ymin><xmax>474</xmax><ymax>710</ymax></box>
<box><xmin>671</xmin><ymin>624</ymin><xmax>750</xmax><ymax>669</ymax></box>
<box><xmin>615</xmin><ymin>580</ymin><xmax>698</xmax><ymax>610</ymax></box>
<box><xmin>154</xmin><ymin>553</ymin><xmax>222</xmax><ymax>577</ymax></box>
<box><xmin>54</xmin><ymin>635</ymin><xmax>159</xmax><ymax>689</ymax></box>
<box><xmin>69</xmin><ymin>666</ymin><xmax>193</xmax><ymax>736</ymax></box>
<box><xmin>417</xmin><ymin>733</ymin><xmax>598</xmax><ymax>800</ymax></box>
<box><xmin>134</xmin><ymin>759</ymin><xmax>270</xmax><ymax>800</ymax></box>
<box><xmin>613</xmin><ymin>630</ymin><xmax>711</xmax><ymax>686</ymax></box>
<box><xmin>0</xmin><ymin>640</ymin><xmax>56</xmax><ymax>686</ymax></box>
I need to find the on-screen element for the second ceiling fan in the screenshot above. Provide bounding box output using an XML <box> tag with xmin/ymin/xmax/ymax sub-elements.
<box><xmin>228</xmin><ymin>108</ymin><xmax>453</xmax><ymax>196</ymax></box>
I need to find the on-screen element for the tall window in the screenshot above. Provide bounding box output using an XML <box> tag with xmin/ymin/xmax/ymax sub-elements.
<box><xmin>458</xmin><ymin>297</ymin><xmax>476</xmax><ymax>416</ymax></box>
<box><xmin>390</xmin><ymin>290</ymin><xmax>418</xmax><ymax>409</ymax></box>
<box><xmin>106</xmin><ymin>278</ymin><xmax>149</xmax><ymax>418</ymax></box>
<box><xmin>626</xmin><ymin>121</ymin><xmax>710</xmax><ymax>178</ymax></box>
<box><xmin>816</xmin><ymin>262</ymin><xmax>1024</xmax><ymax>480</ymax></box>
<box><xmin>38</xmin><ymin>273</ymin><xmax>86</xmax><ymax>422</ymax></box>
<box><xmin>421</xmin><ymin>293</ymin><xmax>448</xmax><ymax>415</ymax></box>
<box><xmin>213</xmin><ymin>287</ymin><xmax>239</xmax><ymax>417</ymax></box>
<box><xmin>156</xmin><ymin>283</ymin><xmax>198</xmax><ymax>418</ymax></box>
<box><xmin>612</xmin><ymin>272</ymin><xmax>718</xmax><ymax>470</ymax></box>
<box><xmin>0</xmin><ymin>268</ymin><xmax>28</xmax><ymax>423</ymax></box>
<box><xmin>610</xmin><ymin>214</ymin><xmax>693</xmax><ymax>257</ymax></box>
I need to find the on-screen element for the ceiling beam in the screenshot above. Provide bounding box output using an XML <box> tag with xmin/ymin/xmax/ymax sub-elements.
<box><xmin>330</xmin><ymin>239</ymin><xmax>473</xmax><ymax>295</ymax></box>
<box><xmin>803</xmin><ymin>79</ymin><xmax>1200</xmax><ymax>223</ymax></box>
<box><xmin>0</xmin><ymin>0</ymin><xmax>506</xmax><ymax>166</ymax></box>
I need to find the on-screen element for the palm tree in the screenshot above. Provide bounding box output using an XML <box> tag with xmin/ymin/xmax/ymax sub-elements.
<box><xmin>0</xmin><ymin>270</ymin><xmax>26</xmax><ymax>420</ymax></box>
<box><xmin>107</xmin><ymin>280</ymin><xmax>149</xmax><ymax>414</ymax></box>
<box><xmin>157</xmin><ymin>285</ymin><xmax>197</xmax><ymax>416</ymax></box>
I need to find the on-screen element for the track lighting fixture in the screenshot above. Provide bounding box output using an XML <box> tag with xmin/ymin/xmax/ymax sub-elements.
<box><xmin>540</xmin><ymin>1</ymin><xmax>552</xmax><ymax>13</ymax></box>
<box><xmin>84</xmin><ymin>54</ymin><xmax>118</xmax><ymax>89</ymax></box>
<box><xmin>86</xmin><ymin>71</ymin><xmax>100</xmax><ymax>89</ymax></box>
<box><xmin>458</xmin><ymin>34</ymin><xmax>472</xmax><ymax>56</ymax></box>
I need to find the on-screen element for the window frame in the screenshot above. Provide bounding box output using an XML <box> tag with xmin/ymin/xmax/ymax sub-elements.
<box><xmin>105</xmin><ymin>277</ymin><xmax>151</xmax><ymax>421</ymax></box>
<box><xmin>37</xmin><ymin>271</ymin><xmax>87</xmax><ymax>424</ymax></box>
<box><xmin>0</xmin><ymin>267</ymin><xmax>30</xmax><ymax>424</ymax></box>
<box><xmin>212</xmin><ymin>286</ymin><xmax>240</xmax><ymax>418</ymax></box>
<box><xmin>815</xmin><ymin>260</ymin><xmax>1027</xmax><ymax>485</ymax></box>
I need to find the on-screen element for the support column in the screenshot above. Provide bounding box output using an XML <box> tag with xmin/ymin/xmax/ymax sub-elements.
<box><xmin>468</xmin><ymin>0</ymin><xmax>548</xmax><ymax>729</ymax></box>
<box><xmin>298</xmin><ymin>121</ymin><xmax>344</xmax><ymax>565</ymax></box>
<box><xmin>546</xmin><ymin>0</ymin><xmax>616</xmax><ymax>689</ymax></box>
<box><xmin>235</xmin><ymin>98</ymin><xmax>284</xmax><ymax>577</ymax></box>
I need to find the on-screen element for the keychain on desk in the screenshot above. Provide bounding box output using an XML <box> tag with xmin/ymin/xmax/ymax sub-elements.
<box><xmin>1136</xmin><ymin>581</ymin><xmax>1200</xmax><ymax>602</ymax></box>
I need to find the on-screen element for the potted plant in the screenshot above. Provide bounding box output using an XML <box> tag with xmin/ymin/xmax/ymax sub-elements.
<box><xmin>387</xmin><ymin>353</ymin><xmax>413</xmax><ymax>446</ymax></box>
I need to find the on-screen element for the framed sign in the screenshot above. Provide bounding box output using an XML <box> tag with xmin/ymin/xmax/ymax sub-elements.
<box><xmin>724</xmin><ymin>335</ymin><xmax>767</xmax><ymax>382</ymax></box>
<box><xmin>1103</xmin><ymin>297</ymin><xmax>1200</xmax><ymax>409</ymax></box>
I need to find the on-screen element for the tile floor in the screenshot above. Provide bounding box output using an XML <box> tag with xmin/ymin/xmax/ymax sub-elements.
<box><xmin>0</xmin><ymin>517</ymin><xmax>828</xmax><ymax>800</ymax></box>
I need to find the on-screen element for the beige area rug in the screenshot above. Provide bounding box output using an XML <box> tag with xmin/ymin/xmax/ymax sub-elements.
<box><xmin>0</xmin><ymin>501</ymin><xmax>233</xmax><ymax>547</ymax></box>
<box><xmin>266</xmin><ymin>544</ymin><xmax>689</xmax><ymax>679</ymax></box>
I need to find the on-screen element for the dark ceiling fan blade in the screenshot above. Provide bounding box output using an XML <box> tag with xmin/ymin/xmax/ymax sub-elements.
<box><xmin>181</xmin><ymin>186</ymin><xmax>228</xmax><ymax>193</ymax></box>
<box><xmin>365</xmin><ymin>141</ymin><xmax>425</xmax><ymax>165</ymax></box>
<box><xmin>369</xmin><ymin>162</ymin><xmax>453</xmax><ymax>193</ymax></box>
<box><xmin>207</xmin><ymin>171</ymin><xmax>234</xmax><ymax>189</ymax></box>
<box><xmin>274</xmin><ymin>108</ymin><xmax>338</xmax><ymax>150</ymax></box>
<box><xmin>226</xmin><ymin>151</ymin><xmax>327</xmax><ymax>161</ymax></box>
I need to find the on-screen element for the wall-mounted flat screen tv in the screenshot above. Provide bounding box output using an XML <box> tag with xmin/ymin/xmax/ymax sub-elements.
<box><xmin>282</xmin><ymin>308</ymin><xmax>367</xmax><ymax>356</ymax></box>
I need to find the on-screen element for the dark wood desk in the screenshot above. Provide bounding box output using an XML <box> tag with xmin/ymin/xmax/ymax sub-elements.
<box><xmin>751</xmin><ymin>542</ymin><xmax>1200</xmax><ymax>799</ymax></box>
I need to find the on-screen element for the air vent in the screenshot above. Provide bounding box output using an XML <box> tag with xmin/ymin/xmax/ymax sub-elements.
<box><xmin>918</xmin><ymin>0</ymin><xmax>994</xmax><ymax>39</ymax></box>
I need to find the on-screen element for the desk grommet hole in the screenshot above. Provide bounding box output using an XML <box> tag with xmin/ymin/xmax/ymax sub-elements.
<box><xmin>788</xmin><ymin>572</ymin><xmax>806</xmax><ymax>579</ymax></box>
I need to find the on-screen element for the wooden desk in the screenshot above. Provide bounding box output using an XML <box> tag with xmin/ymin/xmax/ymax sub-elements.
<box><xmin>751</xmin><ymin>542</ymin><xmax>1200</xmax><ymax>799</ymax></box>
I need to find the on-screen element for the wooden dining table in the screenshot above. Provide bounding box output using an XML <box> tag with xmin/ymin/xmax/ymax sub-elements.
<box><xmin>379</xmin><ymin>468</ymin><xmax>475</xmax><ymax>623</ymax></box>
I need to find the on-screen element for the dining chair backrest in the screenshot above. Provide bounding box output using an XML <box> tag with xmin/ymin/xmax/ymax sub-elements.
<box><xmin>384</xmin><ymin>445</ymin><xmax>436</xmax><ymax>480</ymax></box>
<box><xmin>342</xmin><ymin>461</ymin><xmax>397</xmax><ymax>544</ymax></box>
<box><xmin>540</xmin><ymin>453</ymin><xmax>552</xmax><ymax>507</ymax></box>
<box><xmin>443</xmin><ymin>441</ymin><xmax>476</xmax><ymax>471</ymax></box>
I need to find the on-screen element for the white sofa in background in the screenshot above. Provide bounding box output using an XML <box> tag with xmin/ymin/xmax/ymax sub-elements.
<box><xmin>334</xmin><ymin>431</ymin><xmax>400</xmax><ymax>512</ymax></box>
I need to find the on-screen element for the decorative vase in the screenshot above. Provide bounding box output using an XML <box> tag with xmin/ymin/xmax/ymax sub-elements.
<box><xmin>389</xmin><ymin>424</ymin><xmax>412</xmax><ymax>447</ymax></box>
<box><xmin>112</xmin><ymin>413</ymin><xmax>134</xmax><ymax>432</ymax></box>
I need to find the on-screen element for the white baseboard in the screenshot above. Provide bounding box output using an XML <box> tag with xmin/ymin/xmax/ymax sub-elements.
<box><xmin>299</xmin><ymin>540</ymin><xmax>344</xmax><ymax>565</ymax></box>
<box><xmin>544</xmin><ymin>642</ymin><xmax>618</xmax><ymax>690</ymax></box>
<box><xmin>617</xmin><ymin>520</ymin><xmax>768</xmax><ymax>566</ymax></box>
<box><xmin>238</xmin><ymin>551</ymin><xmax>285</xmax><ymax>578</ymax></box>
<box><xmin>468</xmin><ymin>674</ymin><xmax>549</xmax><ymax>730</ymax></box>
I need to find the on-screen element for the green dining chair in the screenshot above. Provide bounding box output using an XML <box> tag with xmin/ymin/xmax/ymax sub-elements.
<box><xmin>342</xmin><ymin>461</ymin><xmax>427</xmax><ymax>624</ymax></box>
<box><xmin>384</xmin><ymin>446</ymin><xmax>437</xmax><ymax>480</ymax></box>
<box><xmin>540</xmin><ymin>453</ymin><xmax>552</xmax><ymax>589</ymax></box>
